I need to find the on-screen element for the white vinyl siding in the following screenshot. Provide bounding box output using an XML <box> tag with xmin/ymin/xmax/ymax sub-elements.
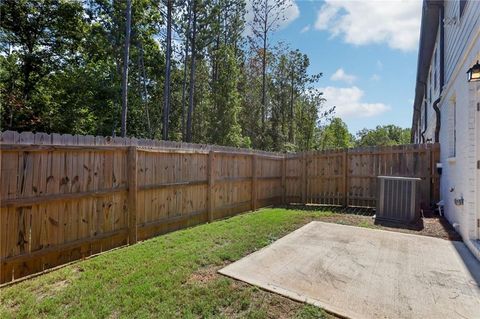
<box><xmin>460</xmin><ymin>0</ymin><xmax>467</xmax><ymax>18</ymax></box>
<box><xmin>444</xmin><ymin>0</ymin><xmax>480</xmax><ymax>83</ymax></box>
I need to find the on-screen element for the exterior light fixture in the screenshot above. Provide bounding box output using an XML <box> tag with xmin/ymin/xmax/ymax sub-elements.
<box><xmin>467</xmin><ymin>60</ymin><xmax>480</xmax><ymax>82</ymax></box>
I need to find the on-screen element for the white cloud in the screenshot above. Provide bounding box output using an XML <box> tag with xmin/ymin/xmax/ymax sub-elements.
<box><xmin>300</xmin><ymin>25</ymin><xmax>311</xmax><ymax>33</ymax></box>
<box><xmin>331</xmin><ymin>68</ymin><xmax>356</xmax><ymax>84</ymax></box>
<box><xmin>370</xmin><ymin>74</ymin><xmax>381</xmax><ymax>81</ymax></box>
<box><xmin>320</xmin><ymin>86</ymin><xmax>390</xmax><ymax>118</ymax></box>
<box><xmin>284</xmin><ymin>0</ymin><xmax>300</xmax><ymax>28</ymax></box>
<box><xmin>314</xmin><ymin>0</ymin><xmax>422</xmax><ymax>51</ymax></box>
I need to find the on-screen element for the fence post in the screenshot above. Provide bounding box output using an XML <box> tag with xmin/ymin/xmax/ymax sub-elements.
<box><xmin>282</xmin><ymin>155</ymin><xmax>286</xmax><ymax>205</ymax></box>
<box><xmin>251</xmin><ymin>154</ymin><xmax>257</xmax><ymax>211</ymax></box>
<box><xmin>127</xmin><ymin>146</ymin><xmax>138</xmax><ymax>245</ymax></box>
<box><xmin>207</xmin><ymin>151</ymin><xmax>214</xmax><ymax>222</ymax></box>
<box><xmin>343</xmin><ymin>149</ymin><xmax>349</xmax><ymax>208</ymax></box>
<box><xmin>301</xmin><ymin>152</ymin><xmax>307</xmax><ymax>204</ymax></box>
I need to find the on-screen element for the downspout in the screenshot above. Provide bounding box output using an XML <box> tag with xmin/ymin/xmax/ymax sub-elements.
<box><xmin>433</xmin><ymin>3</ymin><xmax>445</xmax><ymax>143</ymax></box>
<box><xmin>420</xmin><ymin>82</ymin><xmax>427</xmax><ymax>143</ymax></box>
<box><xmin>420</xmin><ymin>104</ymin><xmax>426</xmax><ymax>143</ymax></box>
<box><xmin>411</xmin><ymin>106</ymin><xmax>421</xmax><ymax>143</ymax></box>
<box><xmin>432</xmin><ymin>98</ymin><xmax>441</xmax><ymax>142</ymax></box>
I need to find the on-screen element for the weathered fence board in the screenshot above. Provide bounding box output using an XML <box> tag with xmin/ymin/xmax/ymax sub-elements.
<box><xmin>0</xmin><ymin>131</ymin><xmax>284</xmax><ymax>284</ymax></box>
<box><xmin>0</xmin><ymin>131</ymin><xmax>439</xmax><ymax>284</ymax></box>
<box><xmin>285</xmin><ymin>143</ymin><xmax>440</xmax><ymax>208</ymax></box>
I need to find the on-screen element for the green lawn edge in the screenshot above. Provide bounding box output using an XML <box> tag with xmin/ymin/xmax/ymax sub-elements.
<box><xmin>0</xmin><ymin>208</ymin><xmax>335</xmax><ymax>319</ymax></box>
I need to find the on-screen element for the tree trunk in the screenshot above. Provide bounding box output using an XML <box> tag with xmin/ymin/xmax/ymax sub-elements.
<box><xmin>120</xmin><ymin>0</ymin><xmax>132</xmax><ymax>137</ymax></box>
<box><xmin>139</xmin><ymin>42</ymin><xmax>152</xmax><ymax>137</ymax></box>
<box><xmin>186</xmin><ymin>0</ymin><xmax>197</xmax><ymax>143</ymax></box>
<box><xmin>261</xmin><ymin>29</ymin><xmax>267</xmax><ymax>128</ymax></box>
<box><xmin>181</xmin><ymin>1</ymin><xmax>192</xmax><ymax>141</ymax></box>
<box><xmin>162</xmin><ymin>0</ymin><xmax>173</xmax><ymax>140</ymax></box>
<box><xmin>289</xmin><ymin>66</ymin><xmax>294</xmax><ymax>143</ymax></box>
<box><xmin>261</xmin><ymin>0</ymin><xmax>268</xmax><ymax>129</ymax></box>
<box><xmin>213</xmin><ymin>4</ymin><xmax>220</xmax><ymax>85</ymax></box>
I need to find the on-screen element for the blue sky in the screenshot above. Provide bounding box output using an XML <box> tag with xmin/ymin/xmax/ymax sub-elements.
<box><xmin>261</xmin><ymin>0</ymin><xmax>423</xmax><ymax>134</ymax></box>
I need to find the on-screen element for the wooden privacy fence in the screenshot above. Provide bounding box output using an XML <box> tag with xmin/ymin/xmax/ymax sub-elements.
<box><xmin>0</xmin><ymin>131</ymin><xmax>439</xmax><ymax>284</ymax></box>
<box><xmin>0</xmin><ymin>131</ymin><xmax>284</xmax><ymax>284</ymax></box>
<box><xmin>285</xmin><ymin>143</ymin><xmax>440</xmax><ymax>208</ymax></box>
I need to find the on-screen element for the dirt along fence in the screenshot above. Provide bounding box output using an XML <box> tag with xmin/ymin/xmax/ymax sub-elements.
<box><xmin>0</xmin><ymin>131</ymin><xmax>439</xmax><ymax>284</ymax></box>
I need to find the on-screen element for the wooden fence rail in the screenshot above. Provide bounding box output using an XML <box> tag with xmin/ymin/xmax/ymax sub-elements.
<box><xmin>286</xmin><ymin>143</ymin><xmax>440</xmax><ymax>208</ymax></box>
<box><xmin>0</xmin><ymin>131</ymin><xmax>439</xmax><ymax>284</ymax></box>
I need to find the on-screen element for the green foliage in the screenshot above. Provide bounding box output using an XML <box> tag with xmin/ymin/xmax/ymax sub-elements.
<box><xmin>244</xmin><ymin>43</ymin><xmax>332</xmax><ymax>151</ymax></box>
<box><xmin>355</xmin><ymin>125</ymin><xmax>411</xmax><ymax>147</ymax></box>
<box><xmin>0</xmin><ymin>0</ymin><xmax>86</xmax><ymax>131</ymax></box>
<box><xmin>210</xmin><ymin>45</ymin><xmax>250</xmax><ymax>147</ymax></box>
<box><xmin>1</xmin><ymin>0</ymin><xmax>333</xmax><ymax>152</ymax></box>
<box><xmin>318</xmin><ymin>117</ymin><xmax>354</xmax><ymax>150</ymax></box>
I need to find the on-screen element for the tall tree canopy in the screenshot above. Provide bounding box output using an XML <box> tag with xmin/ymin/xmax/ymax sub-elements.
<box><xmin>1</xmin><ymin>0</ymin><xmax>340</xmax><ymax>152</ymax></box>
<box><xmin>318</xmin><ymin>117</ymin><xmax>354</xmax><ymax>150</ymax></box>
<box><xmin>356</xmin><ymin>125</ymin><xmax>411</xmax><ymax>147</ymax></box>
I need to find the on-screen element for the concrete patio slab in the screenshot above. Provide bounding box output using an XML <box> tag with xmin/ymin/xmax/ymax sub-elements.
<box><xmin>219</xmin><ymin>222</ymin><xmax>480</xmax><ymax>319</ymax></box>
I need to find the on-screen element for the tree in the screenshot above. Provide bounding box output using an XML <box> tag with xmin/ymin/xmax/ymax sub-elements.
<box><xmin>120</xmin><ymin>0</ymin><xmax>132</xmax><ymax>137</ymax></box>
<box><xmin>266</xmin><ymin>44</ymin><xmax>331</xmax><ymax>151</ymax></box>
<box><xmin>209</xmin><ymin>45</ymin><xmax>250</xmax><ymax>147</ymax></box>
<box><xmin>162</xmin><ymin>0</ymin><xmax>173</xmax><ymax>140</ymax></box>
<box><xmin>137</xmin><ymin>41</ymin><xmax>152</xmax><ymax>137</ymax></box>
<box><xmin>249</xmin><ymin>0</ymin><xmax>291</xmax><ymax>131</ymax></box>
<box><xmin>287</xmin><ymin>49</ymin><xmax>309</xmax><ymax>143</ymax></box>
<box><xmin>294</xmin><ymin>89</ymin><xmax>332</xmax><ymax>151</ymax></box>
<box><xmin>356</xmin><ymin>125</ymin><xmax>411</xmax><ymax>147</ymax></box>
<box><xmin>318</xmin><ymin>117</ymin><xmax>354</xmax><ymax>150</ymax></box>
<box><xmin>186</xmin><ymin>0</ymin><xmax>197</xmax><ymax>142</ymax></box>
<box><xmin>240</xmin><ymin>50</ymin><xmax>264</xmax><ymax>148</ymax></box>
<box><xmin>180</xmin><ymin>0</ymin><xmax>192</xmax><ymax>139</ymax></box>
<box><xmin>0</xmin><ymin>0</ymin><xmax>85</xmax><ymax>131</ymax></box>
<box><xmin>1</xmin><ymin>0</ymin><xmax>334</xmax><ymax>153</ymax></box>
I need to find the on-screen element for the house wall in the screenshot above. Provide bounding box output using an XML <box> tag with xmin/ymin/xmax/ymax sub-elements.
<box><xmin>444</xmin><ymin>0</ymin><xmax>480</xmax><ymax>84</ymax></box>
<box><xmin>438</xmin><ymin>0</ymin><xmax>480</xmax><ymax>250</ymax></box>
<box><xmin>423</xmin><ymin>25</ymin><xmax>442</xmax><ymax>142</ymax></box>
<box><xmin>416</xmin><ymin>1</ymin><xmax>480</xmax><ymax>144</ymax></box>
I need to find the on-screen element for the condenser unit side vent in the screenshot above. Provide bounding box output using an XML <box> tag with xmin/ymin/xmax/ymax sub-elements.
<box><xmin>376</xmin><ymin>176</ymin><xmax>421</xmax><ymax>224</ymax></box>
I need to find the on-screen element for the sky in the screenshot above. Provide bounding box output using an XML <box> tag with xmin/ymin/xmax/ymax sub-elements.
<box><xmin>251</xmin><ymin>0</ymin><xmax>423</xmax><ymax>134</ymax></box>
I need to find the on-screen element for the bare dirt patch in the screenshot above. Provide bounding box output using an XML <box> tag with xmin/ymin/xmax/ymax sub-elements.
<box><xmin>1</xmin><ymin>300</ymin><xmax>20</xmax><ymax>314</ymax></box>
<box><xmin>187</xmin><ymin>264</ymin><xmax>225</xmax><ymax>285</ymax></box>
<box><xmin>108</xmin><ymin>310</ymin><xmax>121</xmax><ymax>319</ymax></box>
<box><xmin>284</xmin><ymin>205</ymin><xmax>462</xmax><ymax>241</ymax></box>
<box><xmin>35</xmin><ymin>266</ymin><xmax>84</xmax><ymax>302</ymax></box>
<box><xmin>35</xmin><ymin>278</ymin><xmax>70</xmax><ymax>302</ymax></box>
<box><xmin>222</xmin><ymin>279</ymin><xmax>331</xmax><ymax>319</ymax></box>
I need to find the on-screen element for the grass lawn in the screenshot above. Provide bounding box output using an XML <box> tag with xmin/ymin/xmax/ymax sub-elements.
<box><xmin>0</xmin><ymin>207</ymin><xmax>458</xmax><ymax>318</ymax></box>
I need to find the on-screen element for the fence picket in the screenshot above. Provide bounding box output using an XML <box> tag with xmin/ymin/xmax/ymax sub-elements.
<box><xmin>0</xmin><ymin>131</ymin><xmax>438</xmax><ymax>284</ymax></box>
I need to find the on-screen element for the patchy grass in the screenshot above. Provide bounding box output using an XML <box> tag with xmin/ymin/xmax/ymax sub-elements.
<box><xmin>0</xmin><ymin>208</ymin><xmax>336</xmax><ymax>319</ymax></box>
<box><xmin>0</xmin><ymin>207</ymin><xmax>458</xmax><ymax>318</ymax></box>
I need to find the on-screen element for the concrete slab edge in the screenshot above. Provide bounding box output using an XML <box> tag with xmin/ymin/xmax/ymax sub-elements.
<box><xmin>465</xmin><ymin>239</ymin><xmax>480</xmax><ymax>262</ymax></box>
<box><xmin>217</xmin><ymin>222</ymin><xmax>361</xmax><ymax>319</ymax></box>
<box><xmin>218</xmin><ymin>269</ymin><xmax>356</xmax><ymax>319</ymax></box>
<box><xmin>218</xmin><ymin>221</ymin><xmax>479</xmax><ymax>319</ymax></box>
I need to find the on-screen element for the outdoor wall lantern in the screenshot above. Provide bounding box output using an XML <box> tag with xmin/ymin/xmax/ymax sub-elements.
<box><xmin>467</xmin><ymin>60</ymin><xmax>480</xmax><ymax>82</ymax></box>
<box><xmin>436</xmin><ymin>162</ymin><xmax>442</xmax><ymax>175</ymax></box>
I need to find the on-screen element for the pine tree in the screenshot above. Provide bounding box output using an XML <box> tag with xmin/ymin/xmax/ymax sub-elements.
<box><xmin>210</xmin><ymin>45</ymin><xmax>250</xmax><ymax>147</ymax></box>
<box><xmin>120</xmin><ymin>0</ymin><xmax>132</xmax><ymax>137</ymax></box>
